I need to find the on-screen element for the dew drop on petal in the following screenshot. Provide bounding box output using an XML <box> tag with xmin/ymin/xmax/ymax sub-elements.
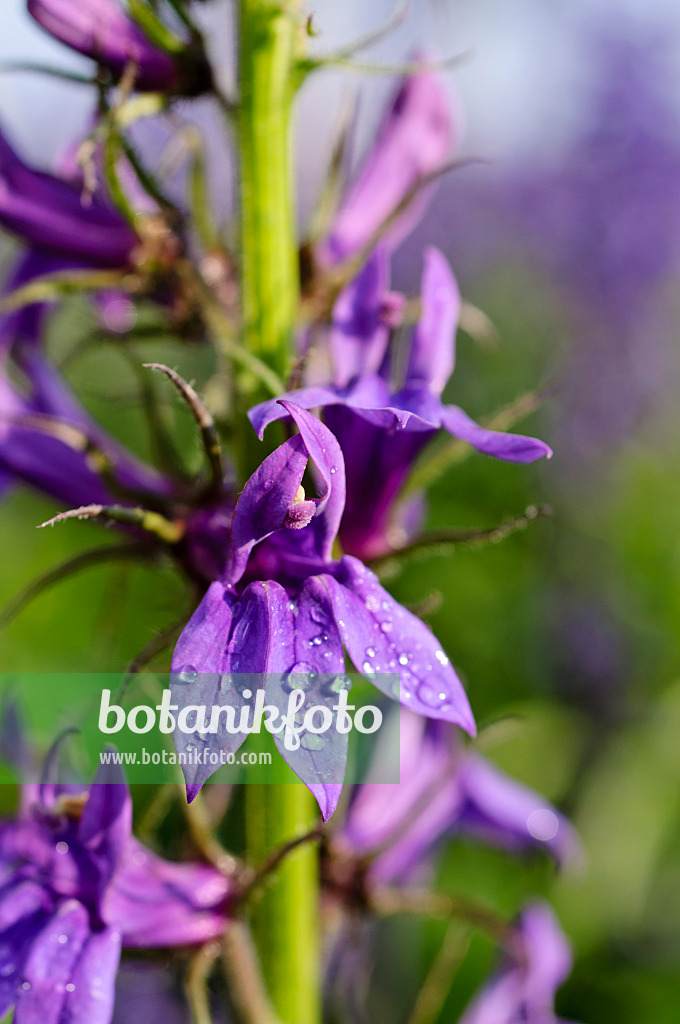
<box><xmin>417</xmin><ymin>684</ymin><xmax>448</xmax><ymax>708</ymax></box>
<box><xmin>526</xmin><ymin>808</ymin><xmax>559</xmax><ymax>841</ymax></box>
<box><xmin>66</xmin><ymin>983</ymin><xmax>75</xmax><ymax>993</ymax></box>
<box><xmin>179</xmin><ymin>664</ymin><xmax>198</xmax><ymax>684</ymax></box>
<box><xmin>55</xmin><ymin>841</ymin><xmax>69</xmax><ymax>855</ymax></box>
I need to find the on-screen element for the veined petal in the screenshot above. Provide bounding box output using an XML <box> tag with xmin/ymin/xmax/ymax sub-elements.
<box><xmin>323</xmin><ymin>556</ymin><xmax>475</xmax><ymax>734</ymax></box>
<box><xmin>171</xmin><ymin>582</ymin><xmax>236</xmax><ymax>677</ymax></box>
<box><xmin>439</xmin><ymin>404</ymin><xmax>553</xmax><ymax>463</ymax></box>
<box><xmin>269</xmin><ymin>576</ymin><xmax>348</xmax><ymax>821</ymax></box>
<box><xmin>406</xmin><ymin>247</ymin><xmax>459</xmax><ymax>394</ymax></box>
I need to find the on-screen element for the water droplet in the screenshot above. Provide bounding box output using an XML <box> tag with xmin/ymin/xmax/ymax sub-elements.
<box><xmin>362</xmin><ymin>661</ymin><xmax>375</xmax><ymax>675</ymax></box>
<box><xmin>308</xmin><ymin>634</ymin><xmax>328</xmax><ymax>647</ymax></box>
<box><xmin>365</xmin><ymin>594</ymin><xmax>380</xmax><ymax>612</ymax></box>
<box><xmin>380</xmin><ymin>620</ymin><xmax>393</xmax><ymax>633</ymax></box>
<box><xmin>58</xmin><ymin>934</ymin><xmax>68</xmax><ymax>945</ymax></box>
<box><xmin>398</xmin><ymin>653</ymin><xmax>410</xmax><ymax>666</ymax></box>
<box><xmin>365</xmin><ymin>647</ymin><xmax>376</xmax><ymax>659</ymax></box>
<box><xmin>283</xmin><ymin>662</ymin><xmax>317</xmax><ymax>692</ymax></box>
<box><xmin>301</xmin><ymin>733</ymin><xmax>325</xmax><ymax>751</ymax></box>
<box><xmin>22</xmin><ymin>981</ymin><xmax>31</xmax><ymax>991</ymax></box>
<box><xmin>417</xmin><ymin>684</ymin><xmax>445</xmax><ymax>708</ymax></box>
<box><xmin>324</xmin><ymin>674</ymin><xmax>352</xmax><ymax>696</ymax></box>
<box><xmin>55</xmin><ymin>841</ymin><xmax>69</xmax><ymax>855</ymax></box>
<box><xmin>179</xmin><ymin>665</ymin><xmax>198</xmax><ymax>684</ymax></box>
<box><xmin>185</xmin><ymin>743</ymin><xmax>196</xmax><ymax>753</ymax></box>
<box><xmin>330</xmin><ymin>466</ymin><xmax>337</xmax><ymax>474</ymax></box>
<box><xmin>435</xmin><ymin>650</ymin><xmax>449</xmax><ymax>666</ymax></box>
<box><xmin>66</xmin><ymin>983</ymin><xmax>75</xmax><ymax>993</ymax></box>
<box><xmin>526</xmin><ymin>808</ymin><xmax>559</xmax><ymax>841</ymax></box>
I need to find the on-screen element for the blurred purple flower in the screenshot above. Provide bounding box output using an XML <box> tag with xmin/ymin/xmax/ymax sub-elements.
<box><xmin>170</xmin><ymin>402</ymin><xmax>476</xmax><ymax>821</ymax></box>
<box><xmin>318</xmin><ymin>70</ymin><xmax>458</xmax><ymax>267</ymax></box>
<box><xmin>27</xmin><ymin>0</ymin><xmax>210</xmax><ymax>94</ymax></box>
<box><xmin>251</xmin><ymin>247</ymin><xmax>551</xmax><ymax>559</ymax></box>
<box><xmin>339</xmin><ymin>711</ymin><xmax>580</xmax><ymax>885</ymax></box>
<box><xmin>112</xmin><ymin>962</ymin><xmax>229</xmax><ymax>1024</ymax></box>
<box><xmin>0</xmin><ymin>351</ymin><xmax>168</xmax><ymax>504</ymax></box>
<box><xmin>0</xmin><ymin>127</ymin><xmax>138</xmax><ymax>269</ymax></box>
<box><xmin>0</xmin><ymin>762</ymin><xmax>229</xmax><ymax>1024</ymax></box>
<box><xmin>458</xmin><ymin>902</ymin><xmax>578</xmax><ymax>1024</ymax></box>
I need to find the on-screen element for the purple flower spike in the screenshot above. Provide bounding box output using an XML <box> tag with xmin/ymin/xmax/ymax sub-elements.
<box><xmin>249</xmin><ymin>248</ymin><xmax>551</xmax><ymax>560</ymax></box>
<box><xmin>341</xmin><ymin>712</ymin><xmax>579</xmax><ymax>884</ymax></box>
<box><xmin>27</xmin><ymin>0</ymin><xmax>192</xmax><ymax>93</ymax></box>
<box><xmin>171</xmin><ymin>405</ymin><xmax>474</xmax><ymax>818</ymax></box>
<box><xmin>0</xmin><ymin>764</ymin><xmax>230</xmax><ymax>1024</ymax></box>
<box><xmin>459</xmin><ymin>902</ymin><xmax>579</xmax><ymax>1024</ymax></box>
<box><xmin>321</xmin><ymin>70</ymin><xmax>457</xmax><ymax>265</ymax></box>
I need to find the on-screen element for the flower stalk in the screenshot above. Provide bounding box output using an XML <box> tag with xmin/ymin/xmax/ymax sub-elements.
<box><xmin>237</xmin><ymin>0</ymin><xmax>303</xmax><ymax>382</ymax></box>
<box><xmin>245</xmin><ymin>784</ymin><xmax>321</xmax><ymax>1024</ymax></box>
<box><xmin>237</xmin><ymin>2</ymin><xmax>319</xmax><ymax>1020</ymax></box>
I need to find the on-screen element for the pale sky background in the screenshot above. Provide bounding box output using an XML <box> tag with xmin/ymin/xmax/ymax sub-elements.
<box><xmin>0</xmin><ymin>0</ymin><xmax>678</xmax><ymax>212</ymax></box>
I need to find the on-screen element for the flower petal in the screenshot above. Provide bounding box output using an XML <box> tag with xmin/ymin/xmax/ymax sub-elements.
<box><xmin>78</xmin><ymin>761</ymin><xmax>132</xmax><ymax>903</ymax></box>
<box><xmin>106</xmin><ymin>840</ymin><xmax>229</xmax><ymax>947</ymax></box>
<box><xmin>59</xmin><ymin>926</ymin><xmax>121</xmax><ymax>1024</ymax></box>
<box><xmin>27</xmin><ymin>0</ymin><xmax>180</xmax><ymax>92</ymax></box>
<box><xmin>279</xmin><ymin>402</ymin><xmax>346</xmax><ymax>563</ymax></box>
<box><xmin>456</xmin><ymin>756</ymin><xmax>582</xmax><ymax>868</ymax></box>
<box><xmin>324</xmin><ymin>556</ymin><xmax>475</xmax><ymax>734</ymax></box>
<box><xmin>322</xmin><ymin>71</ymin><xmax>456</xmax><ymax>264</ymax></box>
<box><xmin>405</xmin><ymin>247</ymin><xmax>459</xmax><ymax>394</ymax></box>
<box><xmin>330</xmin><ymin>247</ymin><xmax>392</xmax><ymax>387</ymax></box>
<box><xmin>227</xmin><ymin>434</ymin><xmax>309</xmax><ymax>583</ymax></box>
<box><xmin>0</xmin><ymin>123</ymin><xmax>136</xmax><ymax>264</ymax></box>
<box><xmin>439</xmin><ymin>404</ymin><xmax>553</xmax><ymax>463</ymax></box>
<box><xmin>14</xmin><ymin>899</ymin><xmax>89</xmax><ymax>1024</ymax></box>
<box><xmin>269</xmin><ymin>576</ymin><xmax>348</xmax><ymax>821</ymax></box>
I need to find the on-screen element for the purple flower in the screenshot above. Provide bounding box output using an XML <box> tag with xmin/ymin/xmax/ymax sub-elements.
<box><xmin>0</xmin><ymin>350</ymin><xmax>171</xmax><ymax>509</ymax></box>
<box><xmin>0</xmin><ymin>127</ymin><xmax>138</xmax><ymax>268</ymax></box>
<box><xmin>458</xmin><ymin>902</ymin><xmax>578</xmax><ymax>1024</ymax></box>
<box><xmin>0</xmin><ymin>763</ymin><xmax>229</xmax><ymax>1024</ymax></box>
<box><xmin>339</xmin><ymin>711</ymin><xmax>580</xmax><ymax>885</ymax></box>
<box><xmin>170</xmin><ymin>402</ymin><xmax>476</xmax><ymax>821</ymax></box>
<box><xmin>27</xmin><ymin>0</ymin><xmax>210</xmax><ymax>94</ymax></box>
<box><xmin>318</xmin><ymin>70</ymin><xmax>458</xmax><ymax>267</ymax></box>
<box><xmin>112</xmin><ymin>962</ymin><xmax>229</xmax><ymax>1024</ymax></box>
<box><xmin>250</xmin><ymin>247</ymin><xmax>551</xmax><ymax>559</ymax></box>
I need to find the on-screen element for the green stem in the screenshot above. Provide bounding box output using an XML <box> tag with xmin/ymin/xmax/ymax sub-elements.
<box><xmin>245</xmin><ymin>784</ymin><xmax>320</xmax><ymax>1024</ymax></box>
<box><xmin>238</xmin><ymin>0</ymin><xmax>302</xmax><ymax>380</ymax></box>
<box><xmin>237</xmin><ymin>5</ymin><xmax>317</xmax><ymax>1020</ymax></box>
